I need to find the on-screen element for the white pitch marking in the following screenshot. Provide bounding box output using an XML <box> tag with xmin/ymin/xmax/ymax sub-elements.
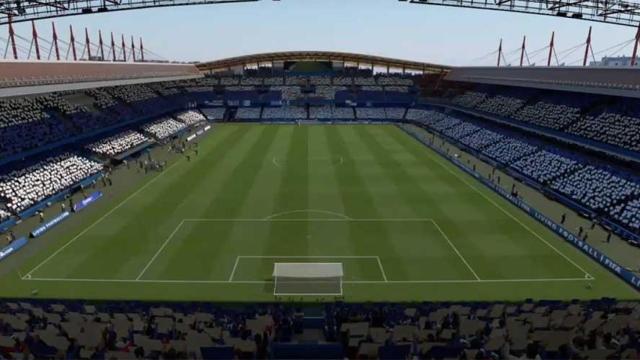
<box><xmin>183</xmin><ymin>218</ymin><xmax>433</xmax><ymax>222</ymax></box>
<box><xmin>228</xmin><ymin>256</ymin><xmax>240</xmax><ymax>282</ymax></box>
<box><xmin>22</xmin><ymin>277</ymin><xmax>594</xmax><ymax>284</ymax></box>
<box><xmin>423</xmin><ymin>149</ymin><xmax>593</xmax><ymax>279</ymax></box>
<box><xmin>430</xmin><ymin>219</ymin><xmax>481</xmax><ymax>281</ymax></box>
<box><xmin>136</xmin><ymin>220</ymin><xmax>185</xmax><ymax>280</ymax></box>
<box><xmin>263</xmin><ymin>209</ymin><xmax>352</xmax><ymax>220</ymax></box>
<box><xmin>23</xmin><ymin>160</ymin><xmax>182</xmax><ymax>279</ymax></box>
<box><xmin>375</xmin><ymin>256</ymin><xmax>388</xmax><ymax>282</ymax></box>
<box><xmin>237</xmin><ymin>255</ymin><xmax>380</xmax><ymax>258</ymax></box>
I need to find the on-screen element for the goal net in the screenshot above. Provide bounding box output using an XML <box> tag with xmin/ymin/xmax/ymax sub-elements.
<box><xmin>273</xmin><ymin>263</ymin><xmax>343</xmax><ymax>296</ymax></box>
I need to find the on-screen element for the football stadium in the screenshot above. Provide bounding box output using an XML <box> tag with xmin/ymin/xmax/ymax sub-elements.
<box><xmin>0</xmin><ymin>0</ymin><xmax>640</xmax><ymax>358</ymax></box>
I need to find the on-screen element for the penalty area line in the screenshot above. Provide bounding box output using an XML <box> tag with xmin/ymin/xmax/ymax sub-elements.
<box><xmin>21</xmin><ymin>277</ymin><xmax>594</xmax><ymax>284</ymax></box>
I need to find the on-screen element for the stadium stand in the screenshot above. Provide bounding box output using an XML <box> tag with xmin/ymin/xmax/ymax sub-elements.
<box><xmin>354</xmin><ymin>76</ymin><xmax>376</xmax><ymax>85</ymax></box>
<box><xmin>384</xmin><ymin>107</ymin><xmax>406</xmax><ymax>120</ymax></box>
<box><xmin>513</xmin><ymin>101</ymin><xmax>582</xmax><ymax>130</ymax></box>
<box><xmin>442</xmin><ymin>122</ymin><xmax>480</xmax><ymax>139</ymax></box>
<box><xmin>355</xmin><ymin>107</ymin><xmax>386</xmax><ymax>119</ymax></box>
<box><xmin>451</xmin><ymin>91</ymin><xmax>487</xmax><ymax>108</ymax></box>
<box><xmin>611</xmin><ymin>199</ymin><xmax>640</xmax><ymax>232</ymax></box>
<box><xmin>315</xmin><ymin>86</ymin><xmax>346</xmax><ymax>100</ymax></box>
<box><xmin>567</xmin><ymin>111</ymin><xmax>640</xmax><ymax>152</ymax></box>
<box><xmin>549</xmin><ymin>167</ymin><xmax>640</xmax><ymax>213</ymax></box>
<box><xmin>0</xmin><ymin>300</ymin><xmax>638</xmax><ymax>359</ymax></box>
<box><xmin>309</xmin><ymin>105</ymin><xmax>355</xmax><ymax>120</ymax></box>
<box><xmin>0</xmin><ymin>154</ymin><xmax>102</xmax><ymax>214</ymax></box>
<box><xmin>458</xmin><ymin>129</ymin><xmax>505</xmax><ymax>150</ymax></box>
<box><xmin>262</xmin><ymin>106</ymin><xmax>306</xmax><ymax>119</ymax></box>
<box><xmin>475</xmin><ymin>95</ymin><xmax>525</xmax><ymax>117</ymax></box>
<box><xmin>175</xmin><ymin>110</ymin><xmax>207</xmax><ymax>125</ymax></box>
<box><xmin>333</xmin><ymin>76</ymin><xmax>352</xmax><ymax>85</ymax></box>
<box><xmin>272</xmin><ymin>86</ymin><xmax>302</xmax><ymax>101</ymax></box>
<box><xmin>236</xmin><ymin>107</ymin><xmax>262</xmax><ymax>120</ymax></box>
<box><xmin>511</xmin><ymin>150</ymin><xmax>583</xmax><ymax>184</ymax></box>
<box><xmin>481</xmin><ymin>139</ymin><xmax>538</xmax><ymax>165</ymax></box>
<box><xmin>105</xmin><ymin>84</ymin><xmax>158</xmax><ymax>104</ymax></box>
<box><xmin>264</xmin><ymin>77</ymin><xmax>284</xmax><ymax>86</ymax></box>
<box><xmin>142</xmin><ymin>118</ymin><xmax>187</xmax><ymax>140</ymax></box>
<box><xmin>86</xmin><ymin>131</ymin><xmax>150</xmax><ymax>157</ymax></box>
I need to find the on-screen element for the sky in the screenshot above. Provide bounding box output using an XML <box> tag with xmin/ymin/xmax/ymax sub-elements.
<box><xmin>6</xmin><ymin>0</ymin><xmax>638</xmax><ymax>66</ymax></box>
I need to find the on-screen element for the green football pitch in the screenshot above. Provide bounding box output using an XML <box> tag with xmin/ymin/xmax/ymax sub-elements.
<box><xmin>3</xmin><ymin>124</ymin><xmax>639</xmax><ymax>301</ymax></box>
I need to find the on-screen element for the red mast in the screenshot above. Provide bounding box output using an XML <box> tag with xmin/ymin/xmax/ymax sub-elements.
<box><xmin>31</xmin><ymin>21</ymin><xmax>41</xmax><ymax>60</ymax></box>
<box><xmin>130</xmin><ymin>36</ymin><xmax>136</xmax><ymax>62</ymax></box>
<box><xmin>69</xmin><ymin>25</ymin><xmax>77</xmax><ymax>61</ymax></box>
<box><xmin>139</xmin><ymin>37</ymin><xmax>144</xmax><ymax>62</ymax></box>
<box><xmin>52</xmin><ymin>22</ymin><xmax>60</xmax><ymax>61</ymax></box>
<box><xmin>110</xmin><ymin>32</ymin><xmax>116</xmax><ymax>61</ymax></box>
<box><xmin>519</xmin><ymin>36</ymin><xmax>526</xmax><ymax>67</ymax></box>
<box><xmin>121</xmin><ymin>34</ymin><xmax>127</xmax><ymax>61</ymax></box>
<box><xmin>583</xmin><ymin>26</ymin><xmax>592</xmax><ymax>67</ymax></box>
<box><xmin>98</xmin><ymin>30</ymin><xmax>105</xmax><ymax>61</ymax></box>
<box><xmin>8</xmin><ymin>15</ymin><xmax>18</xmax><ymax>60</ymax></box>
<box><xmin>85</xmin><ymin>27</ymin><xmax>92</xmax><ymax>60</ymax></box>
<box><xmin>632</xmin><ymin>24</ymin><xmax>640</xmax><ymax>67</ymax></box>
<box><xmin>547</xmin><ymin>31</ymin><xmax>555</xmax><ymax>66</ymax></box>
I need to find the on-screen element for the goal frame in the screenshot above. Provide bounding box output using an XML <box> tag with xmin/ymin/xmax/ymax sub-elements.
<box><xmin>272</xmin><ymin>262</ymin><xmax>344</xmax><ymax>297</ymax></box>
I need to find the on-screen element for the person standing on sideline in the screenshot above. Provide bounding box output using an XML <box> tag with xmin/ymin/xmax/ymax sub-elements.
<box><xmin>560</xmin><ymin>213</ymin><xmax>566</xmax><ymax>225</ymax></box>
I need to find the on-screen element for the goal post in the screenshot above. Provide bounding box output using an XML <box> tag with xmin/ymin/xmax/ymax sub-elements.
<box><xmin>273</xmin><ymin>263</ymin><xmax>343</xmax><ymax>296</ymax></box>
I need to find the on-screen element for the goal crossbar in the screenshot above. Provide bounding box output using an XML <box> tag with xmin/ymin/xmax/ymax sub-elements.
<box><xmin>273</xmin><ymin>263</ymin><xmax>343</xmax><ymax>296</ymax></box>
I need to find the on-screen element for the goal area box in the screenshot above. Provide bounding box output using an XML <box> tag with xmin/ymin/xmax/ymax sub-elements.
<box><xmin>273</xmin><ymin>263</ymin><xmax>343</xmax><ymax>296</ymax></box>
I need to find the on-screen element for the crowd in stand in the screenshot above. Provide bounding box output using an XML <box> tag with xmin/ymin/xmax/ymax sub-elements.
<box><xmin>355</xmin><ymin>108</ymin><xmax>386</xmax><ymax>119</ymax></box>
<box><xmin>236</xmin><ymin>107</ymin><xmax>261</xmax><ymax>119</ymax></box>
<box><xmin>105</xmin><ymin>85</ymin><xmax>158</xmax><ymax>104</ymax></box>
<box><xmin>481</xmin><ymin>139</ymin><xmax>538</xmax><ymax>166</ymax></box>
<box><xmin>550</xmin><ymin>167</ymin><xmax>640</xmax><ymax>213</ymax></box>
<box><xmin>568</xmin><ymin>112</ymin><xmax>640</xmax><ymax>152</ymax></box>
<box><xmin>309</xmin><ymin>106</ymin><xmax>355</xmax><ymax>120</ymax></box>
<box><xmin>314</xmin><ymin>86</ymin><xmax>345</xmax><ymax>100</ymax></box>
<box><xmin>271</xmin><ymin>86</ymin><xmax>302</xmax><ymax>101</ymax></box>
<box><xmin>514</xmin><ymin>101</ymin><xmax>581</xmax><ymax>130</ymax></box>
<box><xmin>612</xmin><ymin>199</ymin><xmax>640</xmax><ymax>232</ymax></box>
<box><xmin>262</xmin><ymin>107</ymin><xmax>306</xmax><ymax>119</ymax></box>
<box><xmin>475</xmin><ymin>95</ymin><xmax>525</xmax><ymax>117</ymax></box>
<box><xmin>85</xmin><ymin>89</ymin><xmax>119</xmax><ymax>110</ymax></box>
<box><xmin>142</xmin><ymin>118</ymin><xmax>187</xmax><ymax>140</ymax></box>
<box><xmin>512</xmin><ymin>150</ymin><xmax>581</xmax><ymax>184</ymax></box>
<box><xmin>442</xmin><ymin>122</ymin><xmax>480</xmax><ymax>139</ymax></box>
<box><xmin>451</xmin><ymin>91</ymin><xmax>487</xmax><ymax>108</ymax></box>
<box><xmin>87</xmin><ymin>131</ymin><xmax>150</xmax><ymax>157</ymax></box>
<box><xmin>450</xmin><ymin>90</ymin><xmax>640</xmax><ymax>156</ymax></box>
<box><xmin>175</xmin><ymin>110</ymin><xmax>207</xmax><ymax>125</ymax></box>
<box><xmin>459</xmin><ymin>129</ymin><xmax>505</xmax><ymax>150</ymax></box>
<box><xmin>0</xmin><ymin>154</ymin><xmax>102</xmax><ymax>214</ymax></box>
<box><xmin>0</xmin><ymin>300</ymin><xmax>639</xmax><ymax>359</ymax></box>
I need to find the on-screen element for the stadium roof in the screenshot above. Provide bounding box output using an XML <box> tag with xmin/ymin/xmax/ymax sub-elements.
<box><xmin>196</xmin><ymin>51</ymin><xmax>450</xmax><ymax>73</ymax></box>
<box><xmin>1</xmin><ymin>0</ymin><xmax>640</xmax><ymax>27</ymax></box>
